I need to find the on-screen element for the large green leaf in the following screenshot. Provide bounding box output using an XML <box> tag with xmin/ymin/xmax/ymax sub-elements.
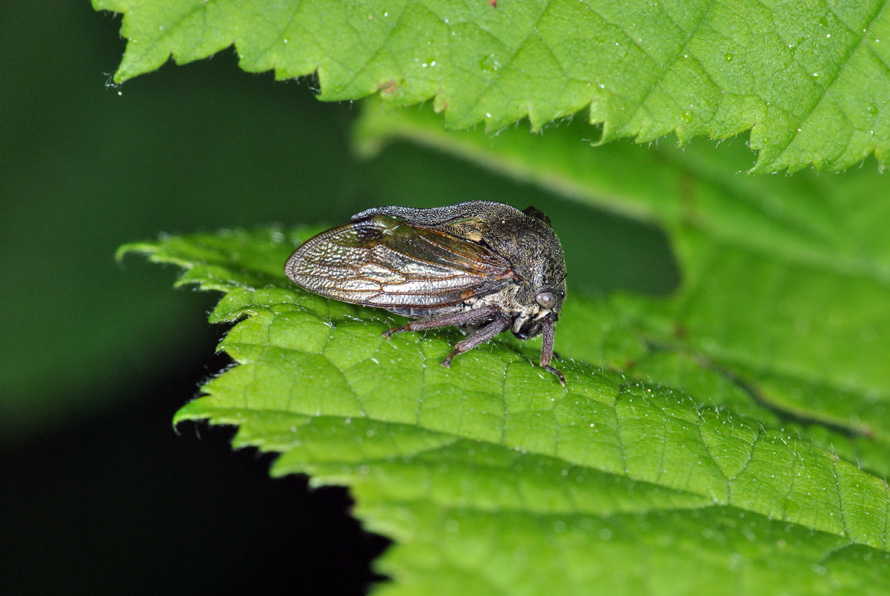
<box><xmin>123</xmin><ymin>223</ymin><xmax>890</xmax><ymax>594</ymax></box>
<box><xmin>93</xmin><ymin>0</ymin><xmax>890</xmax><ymax>172</ymax></box>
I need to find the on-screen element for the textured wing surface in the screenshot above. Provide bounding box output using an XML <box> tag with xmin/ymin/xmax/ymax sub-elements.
<box><xmin>285</xmin><ymin>216</ymin><xmax>514</xmax><ymax>313</ymax></box>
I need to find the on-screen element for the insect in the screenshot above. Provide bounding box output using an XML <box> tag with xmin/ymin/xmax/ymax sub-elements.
<box><xmin>285</xmin><ymin>201</ymin><xmax>567</xmax><ymax>384</ymax></box>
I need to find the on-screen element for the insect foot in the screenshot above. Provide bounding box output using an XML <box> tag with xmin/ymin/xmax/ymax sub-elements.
<box><xmin>544</xmin><ymin>365</ymin><xmax>566</xmax><ymax>386</ymax></box>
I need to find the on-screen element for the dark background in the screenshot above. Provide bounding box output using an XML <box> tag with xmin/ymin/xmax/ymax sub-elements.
<box><xmin>1</xmin><ymin>2</ymin><xmax>676</xmax><ymax>593</ymax></box>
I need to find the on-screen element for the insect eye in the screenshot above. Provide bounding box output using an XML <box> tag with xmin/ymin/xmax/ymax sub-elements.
<box><xmin>536</xmin><ymin>291</ymin><xmax>556</xmax><ymax>310</ymax></box>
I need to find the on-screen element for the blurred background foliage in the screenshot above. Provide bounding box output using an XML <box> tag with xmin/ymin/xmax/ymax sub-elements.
<box><xmin>1</xmin><ymin>2</ymin><xmax>676</xmax><ymax>593</ymax></box>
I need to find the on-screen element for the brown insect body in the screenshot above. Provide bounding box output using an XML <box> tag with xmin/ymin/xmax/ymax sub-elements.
<box><xmin>285</xmin><ymin>201</ymin><xmax>567</xmax><ymax>384</ymax></box>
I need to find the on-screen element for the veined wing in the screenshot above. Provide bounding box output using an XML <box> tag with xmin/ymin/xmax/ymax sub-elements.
<box><xmin>285</xmin><ymin>215</ymin><xmax>515</xmax><ymax>313</ymax></box>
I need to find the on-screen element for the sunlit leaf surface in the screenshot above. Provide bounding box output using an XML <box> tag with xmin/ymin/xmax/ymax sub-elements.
<box><xmin>94</xmin><ymin>0</ymin><xmax>890</xmax><ymax>171</ymax></box>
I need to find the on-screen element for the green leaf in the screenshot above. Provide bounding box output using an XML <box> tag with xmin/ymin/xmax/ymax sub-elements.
<box><xmin>356</xmin><ymin>102</ymin><xmax>890</xmax><ymax>478</ymax></box>
<box><xmin>93</xmin><ymin>0</ymin><xmax>890</xmax><ymax>172</ymax></box>
<box><xmin>124</xmin><ymin>225</ymin><xmax>890</xmax><ymax>594</ymax></box>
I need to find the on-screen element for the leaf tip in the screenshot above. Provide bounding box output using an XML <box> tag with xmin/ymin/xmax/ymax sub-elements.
<box><xmin>172</xmin><ymin>399</ymin><xmax>213</xmax><ymax>426</ymax></box>
<box><xmin>115</xmin><ymin>241</ymin><xmax>158</xmax><ymax>263</ymax></box>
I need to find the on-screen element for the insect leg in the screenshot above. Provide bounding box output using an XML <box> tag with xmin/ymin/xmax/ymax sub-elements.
<box><xmin>441</xmin><ymin>315</ymin><xmax>512</xmax><ymax>368</ymax></box>
<box><xmin>382</xmin><ymin>305</ymin><xmax>501</xmax><ymax>339</ymax></box>
<box><xmin>539</xmin><ymin>317</ymin><xmax>565</xmax><ymax>385</ymax></box>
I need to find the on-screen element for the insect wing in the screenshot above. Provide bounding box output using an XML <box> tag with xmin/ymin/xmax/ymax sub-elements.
<box><xmin>285</xmin><ymin>216</ymin><xmax>514</xmax><ymax>314</ymax></box>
